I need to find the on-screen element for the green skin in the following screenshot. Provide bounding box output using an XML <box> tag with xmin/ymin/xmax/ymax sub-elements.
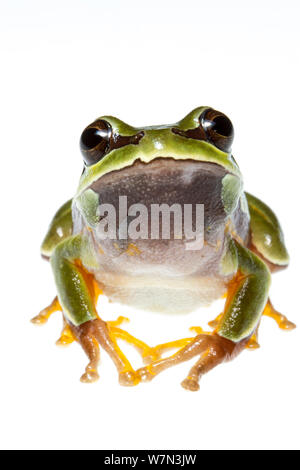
<box><xmin>41</xmin><ymin>107</ymin><xmax>289</xmax><ymax>343</ymax></box>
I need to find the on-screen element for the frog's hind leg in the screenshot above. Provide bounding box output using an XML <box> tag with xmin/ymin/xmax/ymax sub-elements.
<box><xmin>76</xmin><ymin>327</ymin><xmax>101</xmax><ymax>383</ymax></box>
<box><xmin>70</xmin><ymin>318</ymin><xmax>140</xmax><ymax>386</ymax></box>
<box><xmin>136</xmin><ymin>325</ymin><xmax>237</xmax><ymax>392</ymax></box>
<box><xmin>208</xmin><ymin>311</ymin><xmax>261</xmax><ymax>350</ymax></box>
<box><xmin>75</xmin><ymin>315</ymin><xmax>160</xmax><ymax>381</ymax></box>
<box><xmin>137</xmin><ymin>240</ymin><xmax>271</xmax><ymax>391</ymax></box>
<box><xmin>51</xmin><ymin>234</ymin><xmax>145</xmax><ymax>386</ymax></box>
<box><xmin>138</xmin><ymin>333</ymin><xmax>246</xmax><ymax>392</ymax></box>
<box><xmin>263</xmin><ymin>299</ymin><xmax>296</xmax><ymax>330</ymax></box>
<box><xmin>181</xmin><ymin>341</ymin><xmax>240</xmax><ymax>391</ymax></box>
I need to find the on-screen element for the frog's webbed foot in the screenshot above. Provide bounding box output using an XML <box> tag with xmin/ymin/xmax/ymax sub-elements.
<box><xmin>263</xmin><ymin>299</ymin><xmax>296</xmax><ymax>330</ymax></box>
<box><xmin>137</xmin><ymin>333</ymin><xmax>246</xmax><ymax>392</ymax></box>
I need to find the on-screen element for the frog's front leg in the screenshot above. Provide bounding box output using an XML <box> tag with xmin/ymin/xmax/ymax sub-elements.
<box><xmin>245</xmin><ymin>192</ymin><xmax>295</xmax><ymax>330</ymax></box>
<box><xmin>137</xmin><ymin>240</ymin><xmax>271</xmax><ymax>391</ymax></box>
<box><xmin>245</xmin><ymin>192</ymin><xmax>289</xmax><ymax>272</ymax></box>
<box><xmin>51</xmin><ymin>234</ymin><xmax>140</xmax><ymax>386</ymax></box>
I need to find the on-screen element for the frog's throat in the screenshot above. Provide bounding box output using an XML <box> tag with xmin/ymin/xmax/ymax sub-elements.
<box><xmin>75</xmin><ymin>159</ymin><xmax>242</xmax><ymax>231</ymax></box>
<box><xmin>76</xmin><ymin>139</ymin><xmax>241</xmax><ymax>197</ymax></box>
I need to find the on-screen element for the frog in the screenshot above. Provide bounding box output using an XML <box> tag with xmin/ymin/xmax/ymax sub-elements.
<box><xmin>32</xmin><ymin>106</ymin><xmax>295</xmax><ymax>391</ymax></box>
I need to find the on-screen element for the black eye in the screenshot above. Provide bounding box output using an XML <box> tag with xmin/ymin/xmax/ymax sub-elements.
<box><xmin>200</xmin><ymin>109</ymin><xmax>234</xmax><ymax>152</ymax></box>
<box><xmin>80</xmin><ymin>119</ymin><xmax>112</xmax><ymax>166</ymax></box>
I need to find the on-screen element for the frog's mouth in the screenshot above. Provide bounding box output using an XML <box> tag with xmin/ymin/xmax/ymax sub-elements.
<box><xmin>89</xmin><ymin>158</ymin><xmax>233</xmax><ymax>229</ymax></box>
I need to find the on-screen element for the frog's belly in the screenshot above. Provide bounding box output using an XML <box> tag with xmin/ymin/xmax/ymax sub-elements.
<box><xmin>95</xmin><ymin>272</ymin><xmax>227</xmax><ymax>314</ymax></box>
<box><xmin>91</xmin><ymin>229</ymin><xmax>233</xmax><ymax>313</ymax></box>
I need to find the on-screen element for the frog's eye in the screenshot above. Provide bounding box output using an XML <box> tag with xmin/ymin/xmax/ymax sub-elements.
<box><xmin>200</xmin><ymin>109</ymin><xmax>234</xmax><ymax>153</ymax></box>
<box><xmin>80</xmin><ymin>119</ymin><xmax>112</xmax><ymax>166</ymax></box>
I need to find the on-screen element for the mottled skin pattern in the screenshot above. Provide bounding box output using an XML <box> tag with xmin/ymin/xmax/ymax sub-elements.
<box><xmin>32</xmin><ymin>107</ymin><xmax>294</xmax><ymax>391</ymax></box>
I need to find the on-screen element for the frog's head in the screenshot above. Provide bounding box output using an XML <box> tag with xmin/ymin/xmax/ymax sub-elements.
<box><xmin>75</xmin><ymin>107</ymin><xmax>243</xmax><ymax>230</ymax></box>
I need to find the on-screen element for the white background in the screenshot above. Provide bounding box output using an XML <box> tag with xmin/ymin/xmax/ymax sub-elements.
<box><xmin>0</xmin><ymin>0</ymin><xmax>299</xmax><ymax>450</ymax></box>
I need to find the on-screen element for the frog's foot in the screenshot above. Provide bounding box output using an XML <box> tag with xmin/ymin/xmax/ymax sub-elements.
<box><xmin>263</xmin><ymin>299</ymin><xmax>296</xmax><ymax>330</ymax></box>
<box><xmin>70</xmin><ymin>319</ymin><xmax>141</xmax><ymax>386</ymax></box>
<box><xmin>31</xmin><ymin>296</ymin><xmax>61</xmax><ymax>324</ymax></box>
<box><xmin>108</xmin><ymin>318</ymin><xmax>160</xmax><ymax>364</ymax></box>
<box><xmin>137</xmin><ymin>333</ymin><xmax>246</xmax><ymax>391</ymax></box>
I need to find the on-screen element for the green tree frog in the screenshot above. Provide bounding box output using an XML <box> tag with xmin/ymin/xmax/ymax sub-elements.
<box><xmin>32</xmin><ymin>107</ymin><xmax>295</xmax><ymax>391</ymax></box>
